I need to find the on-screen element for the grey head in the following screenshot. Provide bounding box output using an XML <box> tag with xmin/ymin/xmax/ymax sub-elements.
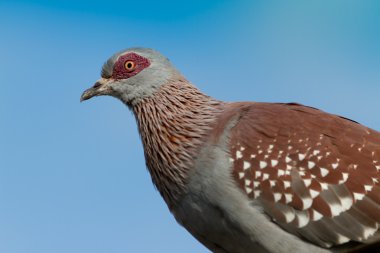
<box><xmin>81</xmin><ymin>48</ymin><xmax>179</xmax><ymax>106</ymax></box>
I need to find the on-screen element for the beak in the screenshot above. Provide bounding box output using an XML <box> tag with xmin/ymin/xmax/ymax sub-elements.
<box><xmin>80</xmin><ymin>78</ymin><xmax>110</xmax><ymax>102</ymax></box>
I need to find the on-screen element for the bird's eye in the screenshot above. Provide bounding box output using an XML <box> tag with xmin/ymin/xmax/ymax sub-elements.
<box><xmin>124</xmin><ymin>61</ymin><xmax>136</xmax><ymax>72</ymax></box>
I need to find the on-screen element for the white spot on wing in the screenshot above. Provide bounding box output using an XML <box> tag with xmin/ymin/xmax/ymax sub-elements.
<box><xmin>236</xmin><ymin>150</ymin><xmax>243</xmax><ymax>159</ymax></box>
<box><xmin>353</xmin><ymin>192</ymin><xmax>365</xmax><ymax>201</ymax></box>
<box><xmin>283</xmin><ymin>209</ymin><xmax>295</xmax><ymax>223</ymax></box>
<box><xmin>311</xmin><ymin>209</ymin><xmax>323</xmax><ymax>221</ymax></box>
<box><xmin>295</xmin><ymin>211</ymin><xmax>309</xmax><ymax>227</ymax></box>
<box><xmin>285</xmin><ymin>193</ymin><xmax>293</xmax><ymax>203</ymax></box>
<box><xmin>365</xmin><ymin>185</ymin><xmax>373</xmax><ymax>192</ymax></box>
<box><xmin>336</xmin><ymin>234</ymin><xmax>350</xmax><ymax>244</ymax></box>
<box><xmin>308</xmin><ymin>161</ymin><xmax>315</xmax><ymax>169</ymax></box>
<box><xmin>245</xmin><ymin>187</ymin><xmax>253</xmax><ymax>194</ymax></box>
<box><xmin>238</xmin><ymin>172</ymin><xmax>245</xmax><ymax>179</ymax></box>
<box><xmin>273</xmin><ymin>193</ymin><xmax>281</xmax><ymax>202</ymax></box>
<box><xmin>271</xmin><ymin>160</ymin><xmax>279</xmax><ymax>167</ymax></box>
<box><xmin>320</xmin><ymin>167</ymin><xmax>329</xmax><ymax>177</ymax></box>
<box><xmin>362</xmin><ymin>226</ymin><xmax>377</xmax><ymax>240</ymax></box>
<box><xmin>263</xmin><ymin>173</ymin><xmax>269</xmax><ymax>180</ymax></box>
<box><xmin>303</xmin><ymin>178</ymin><xmax>312</xmax><ymax>187</ymax></box>
<box><xmin>260</xmin><ymin>161</ymin><xmax>267</xmax><ymax>169</ymax></box>
<box><xmin>340</xmin><ymin>196</ymin><xmax>353</xmax><ymax>211</ymax></box>
<box><xmin>283</xmin><ymin>181</ymin><xmax>291</xmax><ymax>189</ymax></box>
<box><xmin>330</xmin><ymin>202</ymin><xmax>343</xmax><ymax>217</ymax></box>
<box><xmin>320</xmin><ymin>183</ymin><xmax>329</xmax><ymax>190</ymax></box>
<box><xmin>310</xmin><ymin>189</ymin><xmax>319</xmax><ymax>198</ymax></box>
<box><xmin>298</xmin><ymin>154</ymin><xmax>306</xmax><ymax>161</ymax></box>
<box><xmin>302</xmin><ymin>197</ymin><xmax>313</xmax><ymax>209</ymax></box>
<box><xmin>339</xmin><ymin>173</ymin><xmax>349</xmax><ymax>184</ymax></box>
<box><xmin>255</xmin><ymin>171</ymin><xmax>262</xmax><ymax>178</ymax></box>
<box><xmin>243</xmin><ymin>161</ymin><xmax>251</xmax><ymax>170</ymax></box>
<box><xmin>332</xmin><ymin>163</ymin><xmax>339</xmax><ymax>169</ymax></box>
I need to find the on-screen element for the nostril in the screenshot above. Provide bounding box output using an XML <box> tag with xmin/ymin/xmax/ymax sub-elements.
<box><xmin>93</xmin><ymin>81</ymin><xmax>102</xmax><ymax>88</ymax></box>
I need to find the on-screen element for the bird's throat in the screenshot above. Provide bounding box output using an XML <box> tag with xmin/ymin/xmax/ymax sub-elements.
<box><xmin>132</xmin><ymin>80</ymin><xmax>222</xmax><ymax>208</ymax></box>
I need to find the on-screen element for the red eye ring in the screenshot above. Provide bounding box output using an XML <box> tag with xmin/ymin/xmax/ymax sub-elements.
<box><xmin>124</xmin><ymin>61</ymin><xmax>136</xmax><ymax>72</ymax></box>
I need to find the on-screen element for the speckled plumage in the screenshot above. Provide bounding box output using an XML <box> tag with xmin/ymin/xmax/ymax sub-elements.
<box><xmin>81</xmin><ymin>48</ymin><xmax>380</xmax><ymax>253</ymax></box>
<box><xmin>133</xmin><ymin>79</ymin><xmax>222</xmax><ymax>208</ymax></box>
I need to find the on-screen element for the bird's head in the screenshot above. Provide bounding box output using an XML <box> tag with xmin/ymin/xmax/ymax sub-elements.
<box><xmin>80</xmin><ymin>48</ymin><xmax>178</xmax><ymax>106</ymax></box>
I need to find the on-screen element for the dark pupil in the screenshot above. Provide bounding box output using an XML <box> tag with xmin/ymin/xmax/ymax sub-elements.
<box><xmin>127</xmin><ymin>62</ymin><xmax>133</xmax><ymax>69</ymax></box>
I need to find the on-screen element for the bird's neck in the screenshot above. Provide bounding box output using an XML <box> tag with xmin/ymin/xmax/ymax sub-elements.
<box><xmin>132</xmin><ymin>79</ymin><xmax>223</xmax><ymax>209</ymax></box>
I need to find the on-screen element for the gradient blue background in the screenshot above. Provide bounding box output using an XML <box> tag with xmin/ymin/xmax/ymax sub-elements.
<box><xmin>1</xmin><ymin>1</ymin><xmax>380</xmax><ymax>252</ymax></box>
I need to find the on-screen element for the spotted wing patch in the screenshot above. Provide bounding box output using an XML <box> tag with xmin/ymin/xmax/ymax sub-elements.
<box><xmin>228</xmin><ymin>102</ymin><xmax>380</xmax><ymax>248</ymax></box>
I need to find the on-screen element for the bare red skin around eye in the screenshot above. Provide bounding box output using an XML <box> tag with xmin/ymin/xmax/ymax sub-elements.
<box><xmin>112</xmin><ymin>53</ymin><xmax>151</xmax><ymax>79</ymax></box>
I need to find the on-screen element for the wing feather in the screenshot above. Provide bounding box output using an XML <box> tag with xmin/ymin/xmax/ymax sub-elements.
<box><xmin>227</xmin><ymin>102</ymin><xmax>380</xmax><ymax>248</ymax></box>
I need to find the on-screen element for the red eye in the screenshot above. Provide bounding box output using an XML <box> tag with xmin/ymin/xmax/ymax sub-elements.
<box><xmin>124</xmin><ymin>61</ymin><xmax>136</xmax><ymax>72</ymax></box>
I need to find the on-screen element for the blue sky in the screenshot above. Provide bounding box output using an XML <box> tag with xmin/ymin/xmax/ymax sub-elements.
<box><xmin>1</xmin><ymin>1</ymin><xmax>380</xmax><ymax>252</ymax></box>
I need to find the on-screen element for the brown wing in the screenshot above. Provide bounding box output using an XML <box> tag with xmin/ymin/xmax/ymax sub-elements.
<box><xmin>227</xmin><ymin>102</ymin><xmax>380</xmax><ymax>248</ymax></box>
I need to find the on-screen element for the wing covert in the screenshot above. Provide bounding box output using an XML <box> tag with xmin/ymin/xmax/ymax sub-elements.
<box><xmin>227</xmin><ymin>102</ymin><xmax>380</xmax><ymax>248</ymax></box>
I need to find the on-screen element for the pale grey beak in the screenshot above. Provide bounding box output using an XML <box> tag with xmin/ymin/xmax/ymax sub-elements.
<box><xmin>80</xmin><ymin>78</ymin><xmax>109</xmax><ymax>102</ymax></box>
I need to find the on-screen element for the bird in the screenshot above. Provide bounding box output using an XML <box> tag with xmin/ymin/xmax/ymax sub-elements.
<box><xmin>81</xmin><ymin>47</ymin><xmax>380</xmax><ymax>253</ymax></box>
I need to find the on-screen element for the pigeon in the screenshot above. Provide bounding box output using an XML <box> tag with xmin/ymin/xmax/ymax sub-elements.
<box><xmin>81</xmin><ymin>48</ymin><xmax>380</xmax><ymax>253</ymax></box>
